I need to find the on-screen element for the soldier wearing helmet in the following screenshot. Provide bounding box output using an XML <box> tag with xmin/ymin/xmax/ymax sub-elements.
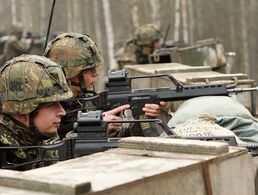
<box><xmin>114</xmin><ymin>46</ymin><xmax>135</xmax><ymax>70</ymax></box>
<box><xmin>44</xmin><ymin>33</ymin><xmax>165</xmax><ymax>138</ymax></box>
<box><xmin>0</xmin><ymin>54</ymin><xmax>73</xmax><ymax>170</ymax></box>
<box><xmin>0</xmin><ymin>24</ymin><xmax>34</xmax><ymax>66</ymax></box>
<box><xmin>115</xmin><ymin>24</ymin><xmax>162</xmax><ymax>66</ymax></box>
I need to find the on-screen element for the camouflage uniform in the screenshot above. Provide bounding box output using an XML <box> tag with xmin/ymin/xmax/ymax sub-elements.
<box><xmin>116</xmin><ymin>24</ymin><xmax>162</xmax><ymax>67</ymax></box>
<box><xmin>0</xmin><ymin>24</ymin><xmax>33</xmax><ymax>66</ymax></box>
<box><xmin>0</xmin><ymin>54</ymin><xmax>72</xmax><ymax>170</ymax></box>
<box><xmin>44</xmin><ymin>33</ymin><xmax>159</xmax><ymax>138</ymax></box>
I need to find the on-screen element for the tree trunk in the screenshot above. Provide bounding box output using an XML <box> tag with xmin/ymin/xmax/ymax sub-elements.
<box><xmin>10</xmin><ymin>0</ymin><xmax>18</xmax><ymax>25</ymax></box>
<box><xmin>187</xmin><ymin>0</ymin><xmax>194</xmax><ymax>43</ymax></box>
<box><xmin>181</xmin><ymin>0</ymin><xmax>188</xmax><ymax>43</ymax></box>
<box><xmin>174</xmin><ymin>0</ymin><xmax>180</xmax><ymax>41</ymax></box>
<box><xmin>40</xmin><ymin>0</ymin><xmax>46</xmax><ymax>35</ymax></box>
<box><xmin>74</xmin><ymin>0</ymin><xmax>82</xmax><ymax>33</ymax></box>
<box><xmin>102</xmin><ymin>0</ymin><xmax>116</xmax><ymax>70</ymax></box>
<box><xmin>127</xmin><ymin>0</ymin><xmax>140</xmax><ymax>32</ymax></box>
<box><xmin>92</xmin><ymin>0</ymin><xmax>104</xmax><ymax>92</ymax></box>
<box><xmin>240</xmin><ymin>0</ymin><xmax>249</xmax><ymax>74</ymax></box>
<box><xmin>195</xmin><ymin>0</ymin><xmax>203</xmax><ymax>39</ymax></box>
<box><xmin>21</xmin><ymin>0</ymin><xmax>33</xmax><ymax>31</ymax></box>
<box><xmin>66</xmin><ymin>0</ymin><xmax>73</xmax><ymax>31</ymax></box>
<box><xmin>150</xmin><ymin>0</ymin><xmax>161</xmax><ymax>27</ymax></box>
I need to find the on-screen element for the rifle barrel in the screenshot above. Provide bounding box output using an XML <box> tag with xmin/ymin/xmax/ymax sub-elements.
<box><xmin>227</xmin><ymin>86</ymin><xmax>258</xmax><ymax>93</ymax></box>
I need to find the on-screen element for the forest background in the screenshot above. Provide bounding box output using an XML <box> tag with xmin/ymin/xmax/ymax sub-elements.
<box><xmin>0</xmin><ymin>0</ymin><xmax>257</xmax><ymax>90</ymax></box>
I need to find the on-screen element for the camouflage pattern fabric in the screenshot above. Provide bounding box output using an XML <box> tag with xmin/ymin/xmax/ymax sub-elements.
<box><xmin>0</xmin><ymin>114</ymin><xmax>46</xmax><ymax>170</ymax></box>
<box><xmin>114</xmin><ymin>46</ymin><xmax>135</xmax><ymax>69</ymax></box>
<box><xmin>44</xmin><ymin>33</ymin><xmax>104</xmax><ymax>79</ymax></box>
<box><xmin>116</xmin><ymin>39</ymin><xmax>149</xmax><ymax>66</ymax></box>
<box><xmin>0</xmin><ymin>54</ymin><xmax>72</xmax><ymax>170</ymax></box>
<box><xmin>44</xmin><ymin>33</ymin><xmax>159</xmax><ymax>138</ymax></box>
<box><xmin>135</xmin><ymin>24</ymin><xmax>161</xmax><ymax>46</ymax></box>
<box><xmin>0</xmin><ymin>35</ymin><xmax>32</xmax><ymax>66</ymax></box>
<box><xmin>115</xmin><ymin>24</ymin><xmax>161</xmax><ymax>66</ymax></box>
<box><xmin>1</xmin><ymin>24</ymin><xmax>33</xmax><ymax>65</ymax></box>
<box><xmin>0</xmin><ymin>55</ymin><xmax>73</xmax><ymax>114</ymax></box>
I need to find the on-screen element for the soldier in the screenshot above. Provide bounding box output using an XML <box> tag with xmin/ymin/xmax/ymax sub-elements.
<box><xmin>0</xmin><ymin>54</ymin><xmax>73</xmax><ymax>170</ymax></box>
<box><xmin>0</xmin><ymin>24</ymin><xmax>33</xmax><ymax>66</ymax></box>
<box><xmin>114</xmin><ymin>46</ymin><xmax>135</xmax><ymax>70</ymax></box>
<box><xmin>115</xmin><ymin>24</ymin><xmax>162</xmax><ymax>66</ymax></box>
<box><xmin>44</xmin><ymin>33</ymin><xmax>165</xmax><ymax>138</ymax></box>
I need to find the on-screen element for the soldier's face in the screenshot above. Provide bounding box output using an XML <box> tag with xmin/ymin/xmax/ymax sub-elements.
<box><xmin>82</xmin><ymin>67</ymin><xmax>99</xmax><ymax>91</ymax></box>
<box><xmin>153</xmin><ymin>40</ymin><xmax>161</xmax><ymax>50</ymax></box>
<box><xmin>34</xmin><ymin>102</ymin><xmax>66</xmax><ymax>136</ymax></box>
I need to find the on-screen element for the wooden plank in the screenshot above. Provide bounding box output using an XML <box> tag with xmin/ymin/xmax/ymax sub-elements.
<box><xmin>118</xmin><ymin>137</ymin><xmax>229</xmax><ymax>155</ymax></box>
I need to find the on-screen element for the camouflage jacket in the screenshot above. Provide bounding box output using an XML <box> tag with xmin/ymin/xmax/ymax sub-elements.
<box><xmin>0</xmin><ymin>114</ymin><xmax>46</xmax><ymax>170</ymax></box>
<box><xmin>2</xmin><ymin>35</ymin><xmax>32</xmax><ymax>63</ymax></box>
<box><xmin>59</xmin><ymin>92</ymin><xmax>159</xmax><ymax>139</ymax></box>
<box><xmin>118</xmin><ymin>39</ymin><xmax>150</xmax><ymax>67</ymax></box>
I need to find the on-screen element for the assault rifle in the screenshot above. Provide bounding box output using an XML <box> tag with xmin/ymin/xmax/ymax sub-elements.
<box><xmin>2</xmin><ymin>109</ymin><xmax>258</xmax><ymax>169</ymax></box>
<box><xmin>88</xmin><ymin>69</ymin><xmax>258</xmax><ymax>116</ymax></box>
<box><xmin>149</xmin><ymin>38</ymin><xmax>219</xmax><ymax>64</ymax></box>
<box><xmin>0</xmin><ymin>110</ymin><xmax>173</xmax><ymax>169</ymax></box>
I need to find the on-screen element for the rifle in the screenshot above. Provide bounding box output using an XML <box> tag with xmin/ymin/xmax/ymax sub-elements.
<box><xmin>88</xmin><ymin>69</ymin><xmax>258</xmax><ymax>117</ymax></box>
<box><xmin>149</xmin><ymin>38</ymin><xmax>218</xmax><ymax>64</ymax></box>
<box><xmin>0</xmin><ymin>110</ymin><xmax>173</xmax><ymax>169</ymax></box>
<box><xmin>161</xmin><ymin>23</ymin><xmax>171</xmax><ymax>48</ymax></box>
<box><xmin>2</xmin><ymin>109</ymin><xmax>258</xmax><ymax>170</ymax></box>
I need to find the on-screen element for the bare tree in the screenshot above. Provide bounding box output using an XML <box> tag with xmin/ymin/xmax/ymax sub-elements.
<box><xmin>40</xmin><ymin>0</ymin><xmax>46</xmax><ymax>35</ymax></box>
<box><xmin>93</xmin><ymin>0</ymin><xmax>102</xmax><ymax>44</ymax></box>
<box><xmin>150</xmin><ymin>0</ymin><xmax>161</xmax><ymax>27</ymax></box>
<box><xmin>83</xmin><ymin>0</ymin><xmax>93</xmax><ymax>35</ymax></box>
<box><xmin>10</xmin><ymin>0</ymin><xmax>18</xmax><ymax>25</ymax></box>
<box><xmin>181</xmin><ymin>0</ymin><xmax>188</xmax><ymax>43</ymax></box>
<box><xmin>174</xmin><ymin>0</ymin><xmax>180</xmax><ymax>41</ymax></box>
<box><xmin>23</xmin><ymin>0</ymin><xmax>33</xmax><ymax>31</ymax></box>
<box><xmin>228</xmin><ymin>0</ymin><xmax>236</xmax><ymax>51</ymax></box>
<box><xmin>102</xmin><ymin>0</ymin><xmax>116</xmax><ymax>70</ymax></box>
<box><xmin>66</xmin><ymin>0</ymin><xmax>73</xmax><ymax>31</ymax></box>
<box><xmin>195</xmin><ymin>0</ymin><xmax>203</xmax><ymax>39</ymax></box>
<box><xmin>187</xmin><ymin>0</ymin><xmax>194</xmax><ymax>43</ymax></box>
<box><xmin>93</xmin><ymin>0</ymin><xmax>105</xmax><ymax>91</ymax></box>
<box><xmin>127</xmin><ymin>0</ymin><xmax>140</xmax><ymax>33</ymax></box>
<box><xmin>74</xmin><ymin>0</ymin><xmax>82</xmax><ymax>33</ymax></box>
<box><xmin>240</xmin><ymin>0</ymin><xmax>250</xmax><ymax>74</ymax></box>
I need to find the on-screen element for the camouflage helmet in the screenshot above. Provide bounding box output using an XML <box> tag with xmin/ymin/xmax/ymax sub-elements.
<box><xmin>114</xmin><ymin>46</ymin><xmax>135</xmax><ymax>67</ymax></box>
<box><xmin>44</xmin><ymin>32</ymin><xmax>104</xmax><ymax>79</ymax></box>
<box><xmin>0</xmin><ymin>54</ymin><xmax>73</xmax><ymax>114</ymax></box>
<box><xmin>10</xmin><ymin>24</ymin><xmax>23</xmax><ymax>38</ymax></box>
<box><xmin>136</xmin><ymin>24</ymin><xmax>162</xmax><ymax>45</ymax></box>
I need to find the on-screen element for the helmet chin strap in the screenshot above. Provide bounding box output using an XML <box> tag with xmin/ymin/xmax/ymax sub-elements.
<box><xmin>150</xmin><ymin>42</ymin><xmax>155</xmax><ymax>53</ymax></box>
<box><xmin>78</xmin><ymin>72</ymin><xmax>97</xmax><ymax>96</ymax></box>
<box><xmin>79</xmin><ymin>72</ymin><xmax>87</xmax><ymax>94</ymax></box>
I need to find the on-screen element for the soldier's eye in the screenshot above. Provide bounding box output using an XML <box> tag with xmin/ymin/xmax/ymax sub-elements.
<box><xmin>42</xmin><ymin>102</ymin><xmax>58</xmax><ymax>107</ymax></box>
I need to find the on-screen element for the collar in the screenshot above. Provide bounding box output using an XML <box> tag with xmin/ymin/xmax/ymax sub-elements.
<box><xmin>0</xmin><ymin>114</ymin><xmax>43</xmax><ymax>145</ymax></box>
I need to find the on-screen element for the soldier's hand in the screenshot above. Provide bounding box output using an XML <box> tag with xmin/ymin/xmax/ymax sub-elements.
<box><xmin>143</xmin><ymin>101</ymin><xmax>167</xmax><ymax>118</ymax></box>
<box><xmin>103</xmin><ymin>104</ymin><xmax>130</xmax><ymax>133</ymax></box>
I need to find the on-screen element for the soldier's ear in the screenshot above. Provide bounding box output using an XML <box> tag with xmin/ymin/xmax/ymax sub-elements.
<box><xmin>12</xmin><ymin>114</ymin><xmax>29</xmax><ymax>127</ymax></box>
